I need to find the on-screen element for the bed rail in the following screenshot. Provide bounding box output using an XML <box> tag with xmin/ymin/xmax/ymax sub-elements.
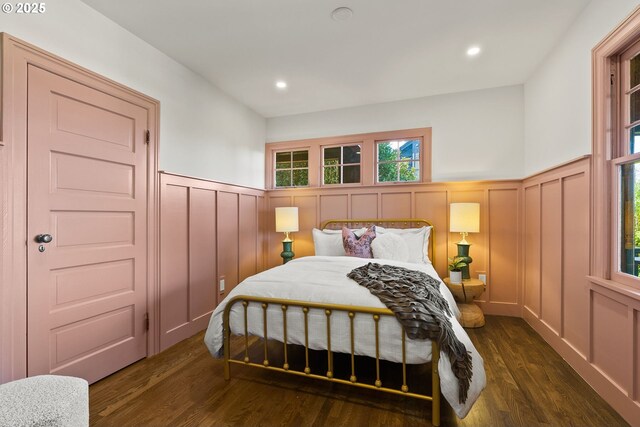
<box><xmin>222</xmin><ymin>295</ymin><xmax>441</xmax><ymax>426</ymax></box>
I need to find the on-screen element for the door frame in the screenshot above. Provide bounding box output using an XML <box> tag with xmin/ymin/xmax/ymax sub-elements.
<box><xmin>0</xmin><ymin>33</ymin><xmax>160</xmax><ymax>382</ymax></box>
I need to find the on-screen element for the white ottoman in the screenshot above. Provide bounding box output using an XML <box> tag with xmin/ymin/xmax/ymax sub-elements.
<box><xmin>0</xmin><ymin>375</ymin><xmax>89</xmax><ymax>427</ymax></box>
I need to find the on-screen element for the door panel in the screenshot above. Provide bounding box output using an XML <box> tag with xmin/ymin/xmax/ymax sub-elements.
<box><xmin>27</xmin><ymin>65</ymin><xmax>148</xmax><ymax>384</ymax></box>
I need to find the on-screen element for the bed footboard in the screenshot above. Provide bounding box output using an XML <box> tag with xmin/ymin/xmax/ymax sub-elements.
<box><xmin>222</xmin><ymin>295</ymin><xmax>441</xmax><ymax>426</ymax></box>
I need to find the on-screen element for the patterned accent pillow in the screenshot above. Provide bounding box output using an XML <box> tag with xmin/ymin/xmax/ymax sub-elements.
<box><xmin>342</xmin><ymin>226</ymin><xmax>376</xmax><ymax>258</ymax></box>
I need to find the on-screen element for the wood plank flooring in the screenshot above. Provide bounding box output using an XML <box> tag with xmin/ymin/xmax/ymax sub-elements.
<box><xmin>89</xmin><ymin>316</ymin><xmax>629</xmax><ymax>426</ymax></box>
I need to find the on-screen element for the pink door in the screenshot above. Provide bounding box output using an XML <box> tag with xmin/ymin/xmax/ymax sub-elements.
<box><xmin>27</xmin><ymin>65</ymin><xmax>149</xmax><ymax>383</ymax></box>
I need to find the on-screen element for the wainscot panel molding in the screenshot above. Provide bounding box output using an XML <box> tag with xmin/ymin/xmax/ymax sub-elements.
<box><xmin>266</xmin><ymin>180</ymin><xmax>523</xmax><ymax>317</ymax></box>
<box><xmin>159</xmin><ymin>172</ymin><xmax>266</xmax><ymax>351</ymax></box>
<box><xmin>522</xmin><ymin>155</ymin><xmax>640</xmax><ymax>424</ymax></box>
<box><xmin>0</xmin><ymin>142</ymin><xmax>6</xmax><ymax>381</ymax></box>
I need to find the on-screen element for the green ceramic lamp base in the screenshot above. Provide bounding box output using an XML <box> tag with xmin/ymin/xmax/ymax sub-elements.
<box><xmin>456</xmin><ymin>242</ymin><xmax>473</xmax><ymax>280</ymax></box>
<box><xmin>281</xmin><ymin>240</ymin><xmax>295</xmax><ymax>264</ymax></box>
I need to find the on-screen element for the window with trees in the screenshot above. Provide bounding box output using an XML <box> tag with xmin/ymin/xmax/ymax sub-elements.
<box><xmin>591</xmin><ymin>7</ymin><xmax>640</xmax><ymax>291</ymax></box>
<box><xmin>615</xmin><ymin>41</ymin><xmax>640</xmax><ymax>278</ymax></box>
<box><xmin>267</xmin><ymin>128</ymin><xmax>430</xmax><ymax>189</ymax></box>
<box><xmin>323</xmin><ymin>144</ymin><xmax>361</xmax><ymax>185</ymax></box>
<box><xmin>376</xmin><ymin>139</ymin><xmax>421</xmax><ymax>183</ymax></box>
<box><xmin>274</xmin><ymin>150</ymin><xmax>309</xmax><ymax>188</ymax></box>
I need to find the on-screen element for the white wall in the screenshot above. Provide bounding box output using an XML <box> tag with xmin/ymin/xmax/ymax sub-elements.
<box><xmin>0</xmin><ymin>0</ymin><xmax>266</xmax><ymax>188</ymax></box>
<box><xmin>524</xmin><ymin>0</ymin><xmax>639</xmax><ymax>176</ymax></box>
<box><xmin>267</xmin><ymin>85</ymin><xmax>524</xmax><ymax>182</ymax></box>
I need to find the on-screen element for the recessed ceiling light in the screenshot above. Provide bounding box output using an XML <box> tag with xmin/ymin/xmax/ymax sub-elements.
<box><xmin>331</xmin><ymin>7</ymin><xmax>353</xmax><ymax>21</ymax></box>
<box><xmin>467</xmin><ymin>46</ymin><xmax>481</xmax><ymax>57</ymax></box>
<box><xmin>275</xmin><ymin>80</ymin><xmax>287</xmax><ymax>89</ymax></box>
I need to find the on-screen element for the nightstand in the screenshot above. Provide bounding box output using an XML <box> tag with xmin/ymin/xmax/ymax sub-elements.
<box><xmin>443</xmin><ymin>277</ymin><xmax>486</xmax><ymax>328</ymax></box>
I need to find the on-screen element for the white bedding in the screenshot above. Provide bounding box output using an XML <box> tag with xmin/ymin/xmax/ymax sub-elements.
<box><xmin>204</xmin><ymin>256</ymin><xmax>486</xmax><ymax>418</ymax></box>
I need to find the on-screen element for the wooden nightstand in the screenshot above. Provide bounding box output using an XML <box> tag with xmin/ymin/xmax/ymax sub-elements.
<box><xmin>443</xmin><ymin>277</ymin><xmax>486</xmax><ymax>328</ymax></box>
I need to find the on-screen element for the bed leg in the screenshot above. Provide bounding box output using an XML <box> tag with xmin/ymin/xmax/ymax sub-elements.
<box><xmin>431</xmin><ymin>341</ymin><xmax>441</xmax><ymax>427</ymax></box>
<box><xmin>224</xmin><ymin>357</ymin><xmax>230</xmax><ymax>381</ymax></box>
<box><xmin>223</xmin><ymin>329</ymin><xmax>231</xmax><ymax>381</ymax></box>
<box><xmin>223</xmin><ymin>305</ymin><xmax>232</xmax><ymax>381</ymax></box>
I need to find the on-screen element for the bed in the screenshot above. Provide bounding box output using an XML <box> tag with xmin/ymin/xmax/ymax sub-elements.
<box><xmin>204</xmin><ymin>219</ymin><xmax>486</xmax><ymax>426</ymax></box>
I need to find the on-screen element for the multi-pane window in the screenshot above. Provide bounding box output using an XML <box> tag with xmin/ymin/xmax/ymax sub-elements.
<box><xmin>616</xmin><ymin>44</ymin><xmax>640</xmax><ymax>278</ymax></box>
<box><xmin>323</xmin><ymin>145</ymin><xmax>361</xmax><ymax>185</ymax></box>
<box><xmin>274</xmin><ymin>150</ymin><xmax>309</xmax><ymax>188</ymax></box>
<box><xmin>268</xmin><ymin>128</ymin><xmax>430</xmax><ymax>188</ymax></box>
<box><xmin>376</xmin><ymin>139</ymin><xmax>420</xmax><ymax>183</ymax></box>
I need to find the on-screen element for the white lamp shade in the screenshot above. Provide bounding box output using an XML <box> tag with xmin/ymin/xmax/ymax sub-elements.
<box><xmin>275</xmin><ymin>207</ymin><xmax>299</xmax><ymax>232</ymax></box>
<box><xmin>450</xmin><ymin>203</ymin><xmax>480</xmax><ymax>233</ymax></box>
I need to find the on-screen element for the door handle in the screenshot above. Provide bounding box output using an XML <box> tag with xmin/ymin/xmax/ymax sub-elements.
<box><xmin>35</xmin><ymin>234</ymin><xmax>53</xmax><ymax>244</ymax></box>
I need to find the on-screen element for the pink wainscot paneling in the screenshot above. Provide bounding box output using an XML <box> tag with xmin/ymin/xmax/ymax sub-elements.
<box><xmin>522</xmin><ymin>156</ymin><xmax>640</xmax><ymax>424</ymax></box>
<box><xmin>0</xmin><ymin>142</ymin><xmax>6</xmax><ymax>382</ymax></box>
<box><xmin>159</xmin><ymin>172</ymin><xmax>265</xmax><ymax>351</ymax></box>
<box><xmin>292</xmin><ymin>195</ymin><xmax>318</xmax><ymax>259</ymax></box>
<box><xmin>591</xmin><ymin>290</ymin><xmax>631</xmax><ymax>393</ymax></box>
<box><xmin>217</xmin><ymin>192</ymin><xmax>239</xmax><ymax>296</ymax></box>
<box><xmin>319</xmin><ymin>194</ymin><xmax>348</xmax><ymax>224</ymax></box>
<box><xmin>239</xmin><ymin>194</ymin><xmax>259</xmax><ymax>282</ymax></box>
<box><xmin>524</xmin><ymin>185</ymin><xmax>541</xmax><ymax>316</ymax></box>
<box><xmin>487</xmin><ymin>189</ymin><xmax>520</xmax><ymax>309</ymax></box>
<box><xmin>562</xmin><ymin>172</ymin><xmax>589</xmax><ymax>357</ymax></box>
<box><xmin>540</xmin><ymin>180</ymin><xmax>562</xmax><ymax>334</ymax></box>
<box><xmin>160</xmin><ymin>182</ymin><xmax>190</xmax><ymax>350</ymax></box>
<box><xmin>414</xmin><ymin>191</ymin><xmax>448</xmax><ymax>275</ymax></box>
<box><xmin>351</xmin><ymin>194</ymin><xmax>378</xmax><ymax>219</ymax></box>
<box><xmin>380</xmin><ymin>193</ymin><xmax>411</xmax><ymax>218</ymax></box>
<box><xmin>189</xmin><ymin>189</ymin><xmax>217</xmax><ymax>326</ymax></box>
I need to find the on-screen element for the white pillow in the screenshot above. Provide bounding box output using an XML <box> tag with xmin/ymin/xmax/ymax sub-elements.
<box><xmin>376</xmin><ymin>226</ymin><xmax>432</xmax><ymax>264</ymax></box>
<box><xmin>312</xmin><ymin>228</ymin><xmax>367</xmax><ymax>256</ymax></box>
<box><xmin>371</xmin><ymin>233</ymin><xmax>410</xmax><ymax>262</ymax></box>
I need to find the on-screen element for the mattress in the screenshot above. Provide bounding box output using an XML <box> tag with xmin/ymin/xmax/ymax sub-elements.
<box><xmin>204</xmin><ymin>255</ymin><xmax>486</xmax><ymax>418</ymax></box>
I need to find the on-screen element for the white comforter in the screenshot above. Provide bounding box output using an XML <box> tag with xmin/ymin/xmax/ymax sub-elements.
<box><xmin>204</xmin><ymin>256</ymin><xmax>486</xmax><ymax>418</ymax></box>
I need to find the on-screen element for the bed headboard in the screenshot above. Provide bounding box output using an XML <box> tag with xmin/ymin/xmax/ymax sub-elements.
<box><xmin>320</xmin><ymin>218</ymin><xmax>436</xmax><ymax>265</ymax></box>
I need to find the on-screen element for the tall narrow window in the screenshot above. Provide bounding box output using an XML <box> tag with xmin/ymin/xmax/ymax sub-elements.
<box><xmin>322</xmin><ymin>145</ymin><xmax>361</xmax><ymax>185</ymax></box>
<box><xmin>376</xmin><ymin>139</ymin><xmax>421</xmax><ymax>183</ymax></box>
<box><xmin>616</xmin><ymin>42</ymin><xmax>640</xmax><ymax>278</ymax></box>
<box><xmin>274</xmin><ymin>150</ymin><xmax>309</xmax><ymax>188</ymax></box>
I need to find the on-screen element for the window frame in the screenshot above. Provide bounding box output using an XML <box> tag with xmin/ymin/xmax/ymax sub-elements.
<box><xmin>273</xmin><ymin>149</ymin><xmax>310</xmax><ymax>189</ymax></box>
<box><xmin>592</xmin><ymin>8</ymin><xmax>640</xmax><ymax>290</ymax></box>
<box><xmin>610</xmin><ymin>40</ymin><xmax>640</xmax><ymax>286</ymax></box>
<box><xmin>321</xmin><ymin>143</ymin><xmax>362</xmax><ymax>186</ymax></box>
<box><xmin>375</xmin><ymin>138</ymin><xmax>422</xmax><ymax>184</ymax></box>
<box><xmin>265</xmin><ymin>128</ymin><xmax>431</xmax><ymax>190</ymax></box>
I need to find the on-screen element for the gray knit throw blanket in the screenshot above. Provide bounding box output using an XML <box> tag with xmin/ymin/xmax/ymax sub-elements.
<box><xmin>347</xmin><ymin>263</ymin><xmax>473</xmax><ymax>403</ymax></box>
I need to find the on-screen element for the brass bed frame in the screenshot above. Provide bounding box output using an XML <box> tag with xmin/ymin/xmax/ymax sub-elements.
<box><xmin>223</xmin><ymin>219</ymin><xmax>441</xmax><ymax>426</ymax></box>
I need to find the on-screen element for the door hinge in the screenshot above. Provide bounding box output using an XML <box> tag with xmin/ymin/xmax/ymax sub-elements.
<box><xmin>144</xmin><ymin>313</ymin><xmax>149</xmax><ymax>331</ymax></box>
<box><xmin>611</xmin><ymin>72</ymin><xmax>615</xmax><ymax>85</ymax></box>
<box><xmin>145</xmin><ymin>130</ymin><xmax>150</xmax><ymax>144</ymax></box>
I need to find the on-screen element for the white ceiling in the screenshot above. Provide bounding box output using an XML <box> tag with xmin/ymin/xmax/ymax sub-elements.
<box><xmin>81</xmin><ymin>0</ymin><xmax>589</xmax><ymax>118</ymax></box>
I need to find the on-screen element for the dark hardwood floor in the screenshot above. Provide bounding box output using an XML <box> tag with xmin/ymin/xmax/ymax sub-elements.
<box><xmin>89</xmin><ymin>316</ymin><xmax>629</xmax><ymax>426</ymax></box>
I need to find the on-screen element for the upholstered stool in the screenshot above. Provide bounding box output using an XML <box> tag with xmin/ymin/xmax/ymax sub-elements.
<box><xmin>0</xmin><ymin>375</ymin><xmax>89</xmax><ymax>427</ymax></box>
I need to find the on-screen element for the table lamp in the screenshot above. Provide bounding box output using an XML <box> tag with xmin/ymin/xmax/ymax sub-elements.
<box><xmin>275</xmin><ymin>207</ymin><xmax>299</xmax><ymax>264</ymax></box>
<box><xmin>450</xmin><ymin>203</ymin><xmax>480</xmax><ymax>280</ymax></box>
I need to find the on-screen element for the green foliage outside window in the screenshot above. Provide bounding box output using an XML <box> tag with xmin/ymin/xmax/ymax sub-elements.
<box><xmin>324</xmin><ymin>159</ymin><xmax>340</xmax><ymax>184</ymax></box>
<box><xmin>377</xmin><ymin>141</ymin><xmax>419</xmax><ymax>182</ymax></box>
<box><xmin>275</xmin><ymin>150</ymin><xmax>309</xmax><ymax>187</ymax></box>
<box><xmin>322</xmin><ymin>145</ymin><xmax>360</xmax><ymax>185</ymax></box>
